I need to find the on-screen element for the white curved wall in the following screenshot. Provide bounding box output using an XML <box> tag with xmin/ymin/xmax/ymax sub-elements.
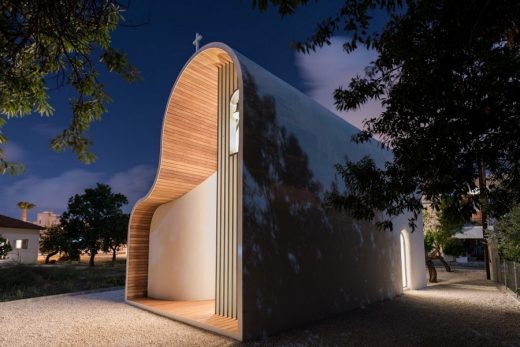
<box><xmin>147</xmin><ymin>173</ymin><xmax>217</xmax><ymax>300</ymax></box>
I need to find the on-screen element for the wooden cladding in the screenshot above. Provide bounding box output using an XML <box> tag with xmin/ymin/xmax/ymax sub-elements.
<box><xmin>126</xmin><ymin>48</ymin><xmax>234</xmax><ymax>299</ymax></box>
<box><xmin>216</xmin><ymin>62</ymin><xmax>239</xmax><ymax>319</ymax></box>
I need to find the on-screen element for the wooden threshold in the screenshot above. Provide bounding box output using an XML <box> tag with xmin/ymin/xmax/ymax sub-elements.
<box><xmin>127</xmin><ymin>297</ymin><xmax>239</xmax><ymax>340</ymax></box>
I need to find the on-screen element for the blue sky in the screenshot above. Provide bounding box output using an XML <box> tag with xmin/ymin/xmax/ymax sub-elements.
<box><xmin>0</xmin><ymin>0</ymin><xmax>381</xmax><ymax>220</ymax></box>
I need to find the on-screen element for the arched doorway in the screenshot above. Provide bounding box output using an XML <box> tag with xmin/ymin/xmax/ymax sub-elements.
<box><xmin>400</xmin><ymin>231</ymin><xmax>408</xmax><ymax>288</ymax></box>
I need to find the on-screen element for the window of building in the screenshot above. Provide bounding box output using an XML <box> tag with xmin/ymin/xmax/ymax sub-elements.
<box><xmin>229</xmin><ymin>89</ymin><xmax>239</xmax><ymax>155</ymax></box>
<box><xmin>15</xmin><ymin>239</ymin><xmax>28</xmax><ymax>250</ymax></box>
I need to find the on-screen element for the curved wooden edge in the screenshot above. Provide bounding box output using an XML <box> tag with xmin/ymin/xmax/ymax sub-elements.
<box><xmin>125</xmin><ymin>43</ymin><xmax>244</xmax><ymax>341</ymax></box>
<box><xmin>126</xmin><ymin>46</ymin><xmax>228</xmax><ymax>297</ymax></box>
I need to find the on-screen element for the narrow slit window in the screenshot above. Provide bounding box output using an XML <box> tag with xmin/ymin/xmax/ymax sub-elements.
<box><xmin>229</xmin><ymin>89</ymin><xmax>239</xmax><ymax>155</ymax></box>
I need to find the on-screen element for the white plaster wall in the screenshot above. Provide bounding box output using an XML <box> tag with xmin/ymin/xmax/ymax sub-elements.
<box><xmin>148</xmin><ymin>173</ymin><xmax>217</xmax><ymax>300</ymax></box>
<box><xmin>0</xmin><ymin>227</ymin><xmax>40</xmax><ymax>264</ymax></box>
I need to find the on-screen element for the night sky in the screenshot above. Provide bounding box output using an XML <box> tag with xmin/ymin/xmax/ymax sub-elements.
<box><xmin>0</xmin><ymin>0</ymin><xmax>381</xmax><ymax>219</ymax></box>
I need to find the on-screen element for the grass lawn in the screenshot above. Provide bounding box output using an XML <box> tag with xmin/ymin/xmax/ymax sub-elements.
<box><xmin>0</xmin><ymin>259</ymin><xmax>126</xmax><ymax>302</ymax></box>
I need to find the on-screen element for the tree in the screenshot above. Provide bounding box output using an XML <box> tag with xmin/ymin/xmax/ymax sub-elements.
<box><xmin>422</xmin><ymin>198</ymin><xmax>466</xmax><ymax>281</ymax></box>
<box><xmin>495</xmin><ymin>204</ymin><xmax>520</xmax><ymax>262</ymax></box>
<box><xmin>61</xmin><ymin>183</ymin><xmax>128</xmax><ymax>266</ymax></box>
<box><xmin>39</xmin><ymin>225</ymin><xmax>81</xmax><ymax>263</ymax></box>
<box><xmin>17</xmin><ymin>201</ymin><xmax>35</xmax><ymax>222</ymax></box>
<box><xmin>0</xmin><ymin>234</ymin><xmax>12</xmax><ymax>259</ymax></box>
<box><xmin>254</xmin><ymin>1</ymin><xmax>520</xmax><ymax>232</ymax></box>
<box><xmin>0</xmin><ymin>0</ymin><xmax>140</xmax><ymax>174</ymax></box>
<box><xmin>101</xmin><ymin>212</ymin><xmax>129</xmax><ymax>262</ymax></box>
<box><xmin>423</xmin><ymin>208</ymin><xmax>452</xmax><ymax>279</ymax></box>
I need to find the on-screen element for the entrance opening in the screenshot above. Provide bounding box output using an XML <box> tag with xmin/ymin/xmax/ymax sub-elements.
<box><xmin>400</xmin><ymin>232</ymin><xmax>408</xmax><ymax>288</ymax></box>
<box><xmin>125</xmin><ymin>47</ymin><xmax>240</xmax><ymax>339</ymax></box>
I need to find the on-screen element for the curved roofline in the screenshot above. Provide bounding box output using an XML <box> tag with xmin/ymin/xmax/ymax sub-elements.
<box><xmin>129</xmin><ymin>42</ymin><xmax>243</xmax><ymax>216</ymax></box>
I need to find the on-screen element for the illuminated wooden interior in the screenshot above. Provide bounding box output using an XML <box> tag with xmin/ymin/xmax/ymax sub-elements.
<box><xmin>125</xmin><ymin>46</ymin><xmax>241</xmax><ymax>340</ymax></box>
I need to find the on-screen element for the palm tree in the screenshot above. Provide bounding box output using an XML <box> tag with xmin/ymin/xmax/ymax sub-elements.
<box><xmin>17</xmin><ymin>201</ymin><xmax>35</xmax><ymax>222</ymax></box>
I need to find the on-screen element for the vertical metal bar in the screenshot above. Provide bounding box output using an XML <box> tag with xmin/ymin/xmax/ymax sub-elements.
<box><xmin>221</xmin><ymin>62</ymin><xmax>226</xmax><ymax>317</ymax></box>
<box><xmin>215</xmin><ymin>66</ymin><xmax>220</xmax><ymax>315</ymax></box>
<box><xmin>224</xmin><ymin>62</ymin><xmax>230</xmax><ymax>317</ymax></box>
<box><xmin>230</xmin><ymin>65</ymin><xmax>234</xmax><ymax>319</ymax></box>
<box><xmin>230</xmin><ymin>62</ymin><xmax>234</xmax><ymax>318</ymax></box>
<box><xmin>232</xmin><ymin>62</ymin><xmax>237</xmax><ymax>319</ymax></box>
<box><xmin>221</xmin><ymin>65</ymin><xmax>225</xmax><ymax>316</ymax></box>
<box><xmin>227</xmin><ymin>62</ymin><xmax>232</xmax><ymax>317</ymax></box>
<box><xmin>218</xmin><ymin>66</ymin><xmax>223</xmax><ymax>316</ymax></box>
<box><xmin>500</xmin><ymin>259</ymin><xmax>503</xmax><ymax>285</ymax></box>
<box><xmin>514</xmin><ymin>262</ymin><xmax>518</xmax><ymax>295</ymax></box>
<box><xmin>220</xmin><ymin>64</ymin><xmax>226</xmax><ymax>316</ymax></box>
<box><xmin>228</xmin><ymin>62</ymin><xmax>233</xmax><ymax>317</ymax></box>
<box><xmin>235</xmin><ymin>66</ymin><xmax>239</xmax><ymax>319</ymax></box>
<box><xmin>232</xmin><ymin>64</ymin><xmax>238</xmax><ymax>319</ymax></box>
<box><xmin>504</xmin><ymin>260</ymin><xmax>508</xmax><ymax>288</ymax></box>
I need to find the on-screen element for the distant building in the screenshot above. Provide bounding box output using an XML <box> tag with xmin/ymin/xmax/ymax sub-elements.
<box><xmin>452</xmin><ymin>211</ymin><xmax>496</xmax><ymax>262</ymax></box>
<box><xmin>34</xmin><ymin>211</ymin><xmax>60</xmax><ymax>228</ymax></box>
<box><xmin>0</xmin><ymin>214</ymin><xmax>44</xmax><ymax>264</ymax></box>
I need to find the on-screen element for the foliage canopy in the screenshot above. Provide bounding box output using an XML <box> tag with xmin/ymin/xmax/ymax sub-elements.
<box><xmin>39</xmin><ymin>225</ymin><xmax>81</xmax><ymax>262</ymax></box>
<box><xmin>16</xmin><ymin>201</ymin><xmax>35</xmax><ymax>210</ymax></box>
<box><xmin>60</xmin><ymin>183</ymin><xmax>128</xmax><ymax>266</ymax></box>
<box><xmin>254</xmin><ymin>0</ymin><xmax>520</xmax><ymax>230</ymax></box>
<box><xmin>495</xmin><ymin>204</ymin><xmax>520</xmax><ymax>262</ymax></box>
<box><xmin>0</xmin><ymin>234</ymin><xmax>12</xmax><ymax>259</ymax></box>
<box><xmin>0</xmin><ymin>0</ymin><xmax>139</xmax><ymax>174</ymax></box>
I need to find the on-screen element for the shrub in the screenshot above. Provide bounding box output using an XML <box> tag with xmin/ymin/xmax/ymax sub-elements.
<box><xmin>0</xmin><ymin>235</ymin><xmax>12</xmax><ymax>260</ymax></box>
<box><xmin>443</xmin><ymin>237</ymin><xmax>465</xmax><ymax>256</ymax></box>
<box><xmin>424</xmin><ymin>231</ymin><xmax>435</xmax><ymax>253</ymax></box>
<box><xmin>496</xmin><ymin>204</ymin><xmax>520</xmax><ymax>262</ymax></box>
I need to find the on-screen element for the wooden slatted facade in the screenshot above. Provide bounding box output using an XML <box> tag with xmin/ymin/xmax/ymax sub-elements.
<box><xmin>126</xmin><ymin>45</ymin><xmax>242</xmax><ymax>340</ymax></box>
<box><xmin>216</xmin><ymin>62</ymin><xmax>239</xmax><ymax>319</ymax></box>
<box><xmin>126</xmin><ymin>48</ymin><xmax>234</xmax><ymax>299</ymax></box>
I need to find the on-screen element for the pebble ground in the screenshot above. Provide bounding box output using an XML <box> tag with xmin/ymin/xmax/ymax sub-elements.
<box><xmin>1</xmin><ymin>268</ymin><xmax>518</xmax><ymax>346</ymax></box>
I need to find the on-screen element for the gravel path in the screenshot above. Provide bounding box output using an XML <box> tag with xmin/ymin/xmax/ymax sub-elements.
<box><xmin>254</xmin><ymin>268</ymin><xmax>520</xmax><ymax>346</ymax></box>
<box><xmin>1</xmin><ymin>268</ymin><xmax>519</xmax><ymax>346</ymax></box>
<box><xmin>0</xmin><ymin>290</ymin><xmax>237</xmax><ymax>347</ymax></box>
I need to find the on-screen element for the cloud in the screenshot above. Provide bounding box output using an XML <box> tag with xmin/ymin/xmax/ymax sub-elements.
<box><xmin>108</xmin><ymin>165</ymin><xmax>156</xmax><ymax>207</ymax></box>
<box><xmin>295</xmin><ymin>36</ymin><xmax>383</xmax><ymax>130</ymax></box>
<box><xmin>3</xmin><ymin>142</ymin><xmax>26</xmax><ymax>162</ymax></box>
<box><xmin>0</xmin><ymin>165</ymin><xmax>155</xmax><ymax>220</ymax></box>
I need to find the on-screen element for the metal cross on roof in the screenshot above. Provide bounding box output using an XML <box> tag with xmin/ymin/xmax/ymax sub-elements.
<box><xmin>193</xmin><ymin>33</ymin><xmax>203</xmax><ymax>52</ymax></box>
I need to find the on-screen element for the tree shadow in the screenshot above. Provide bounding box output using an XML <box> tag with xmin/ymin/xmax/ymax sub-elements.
<box><xmin>240</xmin><ymin>69</ymin><xmax>399</xmax><ymax>339</ymax></box>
